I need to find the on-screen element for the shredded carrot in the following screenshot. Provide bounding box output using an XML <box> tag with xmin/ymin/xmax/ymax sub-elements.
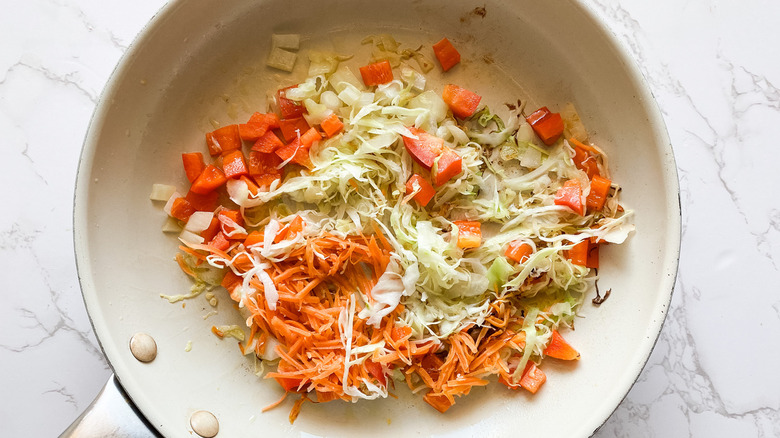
<box><xmin>262</xmin><ymin>391</ymin><xmax>288</xmax><ymax>412</ymax></box>
<box><xmin>172</xmin><ymin>206</ymin><xmax>545</xmax><ymax>418</ymax></box>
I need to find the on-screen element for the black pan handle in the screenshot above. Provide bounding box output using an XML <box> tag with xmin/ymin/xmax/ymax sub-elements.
<box><xmin>59</xmin><ymin>374</ymin><xmax>160</xmax><ymax>437</ymax></box>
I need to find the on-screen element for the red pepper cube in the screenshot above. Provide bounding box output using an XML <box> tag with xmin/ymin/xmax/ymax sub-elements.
<box><xmin>526</xmin><ymin>107</ymin><xmax>564</xmax><ymax>146</ymax></box>
<box><xmin>442</xmin><ymin>84</ymin><xmax>481</xmax><ymax>118</ymax></box>
<box><xmin>586</xmin><ymin>175</ymin><xmax>611</xmax><ymax>211</ymax></box>
<box><xmin>209</xmin><ymin>231</ymin><xmax>231</xmax><ymax>251</ymax></box>
<box><xmin>405</xmin><ymin>174</ymin><xmax>436</xmax><ymax>206</ymax></box>
<box><xmin>402</xmin><ymin>127</ymin><xmax>445</xmax><ymax>169</ymax></box>
<box><xmin>567</xmin><ymin>240</ymin><xmax>589</xmax><ymax>266</ymax></box>
<box><xmin>433</xmin><ymin>148</ymin><xmax>462</xmax><ymax>186</ymax></box>
<box><xmin>432</xmin><ymin>38</ymin><xmax>461</xmax><ymax>72</ymax></box>
<box><xmin>277</xmin><ymin>86</ymin><xmax>306</xmax><ymax>119</ymax></box>
<box><xmin>239</xmin><ymin>112</ymin><xmax>280</xmax><ymax>141</ymax></box>
<box><xmin>453</xmin><ymin>220</ymin><xmax>481</xmax><ymax>249</ymax></box>
<box><xmin>275</xmin><ymin>127</ymin><xmax>320</xmax><ymax>169</ymax></box>
<box><xmin>205</xmin><ymin>124</ymin><xmax>242</xmax><ymax>156</ymax></box>
<box><xmin>278</xmin><ymin>117</ymin><xmax>311</xmax><ymax>143</ymax></box>
<box><xmin>505</xmin><ymin>240</ymin><xmax>533</xmax><ymax>264</ymax></box>
<box><xmin>554</xmin><ymin>179</ymin><xmax>585</xmax><ymax>215</ymax></box>
<box><xmin>519</xmin><ymin>362</ymin><xmax>546</xmax><ymax>394</ymax></box>
<box><xmin>320</xmin><ymin>113</ymin><xmax>344</xmax><ymax>137</ymax></box>
<box><xmin>190</xmin><ymin>164</ymin><xmax>227</xmax><ymax>194</ymax></box>
<box><xmin>247</xmin><ymin>151</ymin><xmax>282</xmax><ymax>178</ymax></box>
<box><xmin>543</xmin><ymin>330</ymin><xmax>581</xmax><ymax>360</ymax></box>
<box><xmin>251</xmin><ymin>131</ymin><xmax>285</xmax><ymax>153</ymax></box>
<box><xmin>200</xmin><ymin>216</ymin><xmax>220</xmax><ymax>242</ymax></box>
<box><xmin>254</xmin><ymin>173</ymin><xmax>282</xmax><ymax>188</ymax></box>
<box><xmin>221</xmin><ymin>149</ymin><xmax>248</xmax><ymax>179</ymax></box>
<box><xmin>169</xmin><ymin>197</ymin><xmax>196</xmax><ymax>221</ymax></box>
<box><xmin>185</xmin><ymin>189</ymin><xmax>219</xmax><ymax>212</ymax></box>
<box><xmin>359</xmin><ymin>60</ymin><xmax>394</xmax><ymax>86</ymax></box>
<box><xmin>181</xmin><ymin>152</ymin><xmax>205</xmax><ymax>183</ymax></box>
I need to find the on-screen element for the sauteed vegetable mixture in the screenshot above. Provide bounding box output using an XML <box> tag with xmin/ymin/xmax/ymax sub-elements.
<box><xmin>153</xmin><ymin>35</ymin><xmax>633</xmax><ymax>420</ymax></box>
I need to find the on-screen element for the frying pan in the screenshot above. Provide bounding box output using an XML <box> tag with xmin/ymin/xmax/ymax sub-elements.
<box><xmin>69</xmin><ymin>0</ymin><xmax>680</xmax><ymax>436</ymax></box>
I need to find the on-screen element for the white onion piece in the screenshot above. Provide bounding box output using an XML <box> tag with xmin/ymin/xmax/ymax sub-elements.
<box><xmin>149</xmin><ymin>184</ymin><xmax>176</xmax><ymax>202</ymax></box>
<box><xmin>179</xmin><ymin>229</ymin><xmax>204</xmax><ymax>245</ymax></box>
<box><xmin>271</xmin><ymin>33</ymin><xmax>300</xmax><ymax>50</ymax></box>
<box><xmin>163</xmin><ymin>191</ymin><xmax>182</xmax><ymax>216</ymax></box>
<box><xmin>184</xmin><ymin>211</ymin><xmax>214</xmax><ymax>234</ymax></box>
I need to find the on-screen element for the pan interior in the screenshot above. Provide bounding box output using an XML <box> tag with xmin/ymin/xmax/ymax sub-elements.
<box><xmin>75</xmin><ymin>0</ymin><xmax>679</xmax><ymax>436</ymax></box>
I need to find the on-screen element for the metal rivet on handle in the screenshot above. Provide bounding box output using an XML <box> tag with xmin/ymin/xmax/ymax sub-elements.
<box><xmin>190</xmin><ymin>410</ymin><xmax>219</xmax><ymax>438</ymax></box>
<box><xmin>129</xmin><ymin>333</ymin><xmax>157</xmax><ymax>363</ymax></box>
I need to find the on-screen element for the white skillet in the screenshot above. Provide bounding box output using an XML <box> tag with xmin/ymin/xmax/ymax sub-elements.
<box><xmin>71</xmin><ymin>0</ymin><xmax>680</xmax><ymax>436</ymax></box>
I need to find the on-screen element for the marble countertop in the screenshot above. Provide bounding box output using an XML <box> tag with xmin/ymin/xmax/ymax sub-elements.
<box><xmin>2</xmin><ymin>0</ymin><xmax>778</xmax><ymax>436</ymax></box>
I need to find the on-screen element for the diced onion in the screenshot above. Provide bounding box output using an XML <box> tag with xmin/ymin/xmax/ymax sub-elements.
<box><xmin>163</xmin><ymin>191</ymin><xmax>181</xmax><ymax>216</ymax></box>
<box><xmin>161</xmin><ymin>216</ymin><xmax>181</xmax><ymax>233</ymax></box>
<box><xmin>267</xmin><ymin>47</ymin><xmax>297</xmax><ymax>72</ymax></box>
<box><xmin>179</xmin><ymin>229</ymin><xmax>204</xmax><ymax>245</ymax></box>
<box><xmin>150</xmin><ymin>184</ymin><xmax>176</xmax><ymax>202</ymax></box>
<box><xmin>271</xmin><ymin>33</ymin><xmax>300</xmax><ymax>50</ymax></box>
<box><xmin>184</xmin><ymin>211</ymin><xmax>214</xmax><ymax>234</ymax></box>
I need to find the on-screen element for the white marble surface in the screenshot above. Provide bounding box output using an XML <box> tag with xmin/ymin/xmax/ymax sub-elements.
<box><xmin>2</xmin><ymin>0</ymin><xmax>779</xmax><ymax>436</ymax></box>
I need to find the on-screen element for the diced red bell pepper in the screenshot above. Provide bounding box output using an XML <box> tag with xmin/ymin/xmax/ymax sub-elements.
<box><xmin>433</xmin><ymin>148</ymin><xmax>462</xmax><ymax>186</ymax></box>
<box><xmin>543</xmin><ymin>330</ymin><xmax>581</xmax><ymax>360</ymax></box>
<box><xmin>254</xmin><ymin>173</ymin><xmax>282</xmax><ymax>188</ymax></box>
<box><xmin>239</xmin><ymin>175</ymin><xmax>260</xmax><ymax>196</ymax></box>
<box><xmin>453</xmin><ymin>220</ymin><xmax>481</xmax><ymax>249</ymax></box>
<box><xmin>209</xmin><ymin>231</ymin><xmax>231</xmax><ymax>251</ymax></box>
<box><xmin>526</xmin><ymin>107</ymin><xmax>564</xmax><ymax>146</ymax></box>
<box><xmin>247</xmin><ymin>151</ymin><xmax>282</xmax><ymax>179</ymax></box>
<box><xmin>402</xmin><ymin>127</ymin><xmax>445</xmax><ymax>169</ymax></box>
<box><xmin>278</xmin><ymin>117</ymin><xmax>312</xmax><ymax>143</ymax></box>
<box><xmin>587</xmin><ymin>238</ymin><xmax>600</xmax><ymax>269</ymax></box>
<box><xmin>568</xmin><ymin>240</ymin><xmax>589</xmax><ymax>266</ymax></box>
<box><xmin>251</xmin><ymin>131</ymin><xmax>285</xmax><ymax>153</ymax></box>
<box><xmin>568</xmin><ymin>239</ymin><xmax>599</xmax><ymax>268</ymax></box>
<box><xmin>390</xmin><ymin>325</ymin><xmax>412</xmax><ymax>343</ymax></box>
<box><xmin>181</xmin><ymin>152</ymin><xmax>205</xmax><ymax>183</ymax></box>
<box><xmin>320</xmin><ymin>113</ymin><xmax>344</xmax><ymax>137</ymax></box>
<box><xmin>200</xmin><ymin>216</ymin><xmax>220</xmax><ymax>242</ymax></box>
<box><xmin>169</xmin><ymin>197</ymin><xmax>196</xmax><ymax>221</ymax></box>
<box><xmin>218</xmin><ymin>209</ymin><xmax>244</xmax><ymax>227</ymax></box>
<box><xmin>185</xmin><ymin>189</ymin><xmax>218</xmax><ymax>212</ymax></box>
<box><xmin>574</xmin><ymin>147</ymin><xmax>598</xmax><ymax>179</ymax></box>
<box><xmin>275</xmin><ymin>127</ymin><xmax>321</xmax><ymax>168</ymax></box>
<box><xmin>274</xmin><ymin>360</ymin><xmax>307</xmax><ymax>392</ymax></box>
<box><xmin>220</xmin><ymin>269</ymin><xmax>242</xmax><ymax>292</ymax></box>
<box><xmin>554</xmin><ymin>179</ymin><xmax>585</xmax><ymax>215</ymax></box>
<box><xmin>405</xmin><ymin>174</ymin><xmax>436</xmax><ymax>206</ymax></box>
<box><xmin>244</xmin><ymin>231</ymin><xmax>264</xmax><ymax>248</ymax></box>
<box><xmin>273</xmin><ymin>215</ymin><xmax>304</xmax><ymax>243</ymax></box>
<box><xmin>364</xmin><ymin>359</ymin><xmax>387</xmax><ymax>387</ymax></box>
<box><xmin>442</xmin><ymin>84</ymin><xmax>481</xmax><ymax>118</ymax></box>
<box><xmin>205</xmin><ymin>124</ymin><xmax>242</xmax><ymax>156</ymax></box>
<box><xmin>432</xmin><ymin>37</ymin><xmax>461</xmax><ymax>72</ymax></box>
<box><xmin>218</xmin><ymin>209</ymin><xmax>246</xmax><ymax>240</ymax></box>
<box><xmin>505</xmin><ymin>240</ymin><xmax>533</xmax><ymax>264</ymax></box>
<box><xmin>276</xmin><ymin>86</ymin><xmax>306</xmax><ymax>119</ymax></box>
<box><xmin>359</xmin><ymin>60</ymin><xmax>394</xmax><ymax>86</ymax></box>
<box><xmin>190</xmin><ymin>164</ymin><xmax>227</xmax><ymax>194</ymax></box>
<box><xmin>586</xmin><ymin>175</ymin><xmax>611</xmax><ymax>211</ymax></box>
<box><xmin>519</xmin><ymin>362</ymin><xmax>546</xmax><ymax>394</ymax></box>
<box><xmin>221</xmin><ymin>149</ymin><xmax>248</xmax><ymax>179</ymax></box>
<box><xmin>238</xmin><ymin>112</ymin><xmax>280</xmax><ymax>141</ymax></box>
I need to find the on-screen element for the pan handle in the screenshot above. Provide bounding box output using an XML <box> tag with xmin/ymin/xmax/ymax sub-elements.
<box><xmin>59</xmin><ymin>374</ymin><xmax>160</xmax><ymax>437</ymax></box>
